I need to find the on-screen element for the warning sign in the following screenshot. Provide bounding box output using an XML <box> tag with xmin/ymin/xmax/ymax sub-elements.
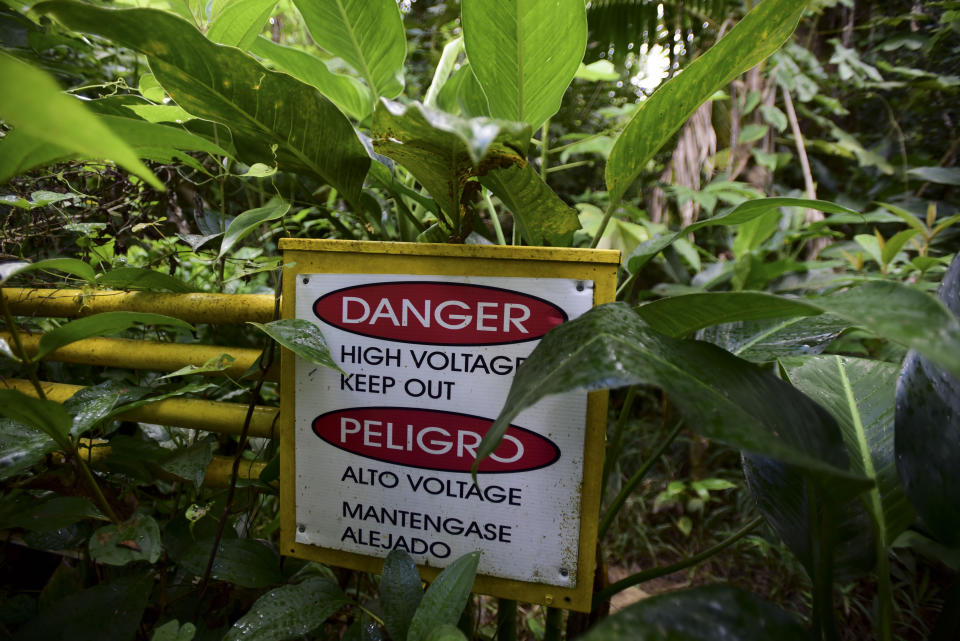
<box><xmin>278</xmin><ymin>240</ymin><xmax>619</xmax><ymax>611</ymax></box>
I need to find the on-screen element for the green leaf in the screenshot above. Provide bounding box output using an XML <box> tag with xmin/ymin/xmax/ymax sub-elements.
<box><xmin>781</xmin><ymin>356</ymin><xmax>914</xmax><ymax>550</ymax></box>
<box><xmin>758</xmin><ymin>104</ymin><xmax>788</xmax><ymax>132</ymax></box>
<box><xmin>407</xmin><ymin>551</ymin><xmax>480</xmax><ymax>641</ymax></box>
<box><xmin>737</xmin><ymin>123</ymin><xmax>769</xmax><ymax>144</ymax></box>
<box><xmin>479</xmin><ymin>162</ymin><xmax>581</xmax><ymax>246</ymax></box>
<box><xmin>98</xmin><ymin>267</ymin><xmax>197</xmax><ymax>293</ymax></box>
<box><xmin>249</xmin><ymin>36</ymin><xmax>372</xmax><ymax>121</ymax></box>
<box><xmin>160</xmin><ymin>353</ymin><xmax>237</xmax><ymax>379</ymax></box>
<box><xmin>219</xmin><ymin>197</ymin><xmax>291</xmax><ymax>259</ymax></box>
<box><xmin>423</xmin><ymin>625</ymin><xmax>468</xmax><ymax>641</ymax></box>
<box><xmin>580</xmin><ymin>585</ymin><xmax>807</xmax><ymax>640</ymax></box>
<box><xmin>875</xmin><ymin>202</ymin><xmax>927</xmax><ymax>234</ymax></box>
<box><xmin>634</xmin><ymin>283</ymin><xmax>960</xmax><ymax>379</ymax></box>
<box><xmin>207</xmin><ymin>0</ymin><xmax>276</xmax><ymax>49</ymax></box>
<box><xmin>0</xmin><ymin>257</ymin><xmax>95</xmax><ymax>285</ymax></box>
<box><xmin>0</xmin><ymin>494</ymin><xmax>102</xmax><ymax>531</ymax></box>
<box><xmin>223</xmin><ymin>576</ymin><xmax>350</xmax><ymax>641</ymax></box>
<box><xmin>89</xmin><ymin>514</ymin><xmax>163</xmax><ymax>566</ymax></box>
<box><xmin>896</xmin><ymin>255</ymin><xmax>960</xmax><ymax>547</ymax></box>
<box><xmin>12</xmin><ymin>572</ymin><xmax>153</xmax><ymax>641</ymax></box>
<box><xmin>39</xmin><ymin>2</ymin><xmax>370</xmax><ymax>207</ymax></box>
<box><xmin>291</xmin><ymin>0</ymin><xmax>405</xmax><ymax>99</ymax></box>
<box><xmin>160</xmin><ymin>440</ymin><xmax>216</xmax><ymax>488</ymax></box>
<box><xmin>381</xmin><ymin>549</ymin><xmax>424</xmax><ymax>641</ymax></box>
<box><xmin>481</xmin><ymin>303</ymin><xmax>870</xmax><ymax>496</ymax></box>
<box><xmin>150</xmin><ymin>620</ymin><xmax>197</xmax><ymax>641</ymax></box>
<box><xmin>63</xmin><ymin>379</ymin><xmax>155</xmax><ymax>439</ymax></box>
<box><xmin>907</xmin><ymin>166</ymin><xmax>960</xmax><ymax>185</ymax></box>
<box><xmin>249</xmin><ymin>319</ymin><xmax>343</xmax><ymax>373</ymax></box>
<box><xmin>0</xmin><ymin>51</ymin><xmax>162</xmax><ymax>189</ymax></box>
<box><xmin>626</xmin><ymin>198</ymin><xmax>858</xmax><ymax>273</ymax></box>
<box><xmin>0</xmin><ymin>390</ymin><xmax>72</xmax><ymax>448</ymax></box>
<box><xmin>0</xmin><ymin>418</ymin><xmax>57</xmax><ymax>480</ymax></box>
<box><xmin>35</xmin><ymin>311</ymin><xmax>194</xmax><ymax>361</ymax></box>
<box><xmin>880</xmin><ymin>228</ymin><xmax>920</xmax><ymax>266</ymax></box>
<box><xmin>371</xmin><ymin>99</ymin><xmax>531</xmax><ymax>223</ymax></box>
<box><xmin>696</xmin><ymin>314</ymin><xmax>850</xmax><ymax>363</ymax></box>
<box><xmin>180</xmin><ymin>538</ymin><xmax>282</xmax><ymax>588</ymax></box>
<box><xmin>605</xmin><ymin>0</ymin><xmax>806</xmax><ymax>205</ymax></box>
<box><xmin>462</xmin><ymin>0</ymin><xmax>586</xmax><ymax>130</ymax></box>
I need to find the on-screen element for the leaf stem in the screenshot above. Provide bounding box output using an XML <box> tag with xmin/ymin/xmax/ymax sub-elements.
<box><xmin>544</xmin><ymin>606</ymin><xmax>563</xmax><ymax>641</ymax></box>
<box><xmin>590</xmin><ymin>202</ymin><xmax>617</xmax><ymax>249</ymax></box>
<box><xmin>1</xmin><ymin>290</ymin><xmax>46</xmax><ymax>400</ymax></box>
<box><xmin>593</xmin><ymin>515</ymin><xmax>763</xmax><ymax>607</ymax></box>
<box><xmin>484</xmin><ymin>189</ymin><xmax>507</xmax><ymax>245</ymax></box>
<box><xmin>540</xmin><ymin>117</ymin><xmax>551</xmax><ymax>183</ymax></box>
<box><xmin>601</xmin><ymin>386</ymin><xmax>638</xmax><ymax>500</ymax></box>
<box><xmin>496</xmin><ymin>598</ymin><xmax>517</xmax><ymax>641</ymax></box>
<box><xmin>599</xmin><ymin>419</ymin><xmax>684</xmax><ymax>539</ymax></box>
<box><xmin>71</xmin><ymin>444</ymin><xmax>121</xmax><ymax>524</ymax></box>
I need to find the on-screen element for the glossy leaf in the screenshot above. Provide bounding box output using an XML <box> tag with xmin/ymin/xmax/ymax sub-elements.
<box><xmin>782</xmin><ymin>356</ymin><xmax>913</xmax><ymax>549</ymax></box>
<box><xmin>219</xmin><ymin>197</ymin><xmax>290</xmax><ymax>259</ymax></box>
<box><xmin>381</xmin><ymin>549</ymin><xmax>423</xmax><ymax>641</ymax></box>
<box><xmin>0</xmin><ymin>418</ymin><xmax>57</xmax><ymax>480</ymax></box>
<box><xmin>0</xmin><ymin>257</ymin><xmax>95</xmax><ymax>285</ymax></box>
<box><xmin>407</xmin><ymin>551</ymin><xmax>480</xmax><ymax>641</ymax></box>
<box><xmin>579</xmin><ymin>585</ymin><xmax>807</xmax><ymax>641</ymax></box>
<box><xmin>907</xmin><ymin>166</ymin><xmax>960</xmax><ymax>185</ymax></box>
<box><xmin>159</xmin><ymin>440</ymin><xmax>216</xmax><ymax>488</ymax></box>
<box><xmin>0</xmin><ymin>390</ymin><xmax>72</xmax><ymax>447</ymax></box>
<box><xmin>151</xmin><ymin>620</ymin><xmax>197</xmax><ymax>641</ymax></box>
<box><xmin>180</xmin><ymin>538</ymin><xmax>282</xmax><ymax>588</ymax></box>
<box><xmin>0</xmin><ymin>51</ymin><xmax>162</xmax><ymax>189</ymax></box>
<box><xmin>250</xmin><ymin>36</ymin><xmax>372</xmax><ymax>121</ymax></box>
<box><xmin>39</xmin><ymin>2</ymin><xmax>370</xmax><ymax>206</ymax></box>
<box><xmin>479</xmin><ymin>162</ymin><xmax>581</xmax><ymax>246</ymax></box>
<box><xmin>626</xmin><ymin>198</ymin><xmax>858</xmax><ymax>273</ymax></box>
<box><xmin>606</xmin><ymin>0</ymin><xmax>806</xmax><ymax>205</ymax></box>
<box><xmin>292</xmin><ymin>0</ymin><xmax>405</xmax><ymax>99</ymax></box>
<box><xmin>223</xmin><ymin>576</ymin><xmax>350</xmax><ymax>641</ymax></box>
<box><xmin>12</xmin><ymin>572</ymin><xmax>153</xmax><ymax>641</ymax></box>
<box><xmin>481</xmin><ymin>303</ymin><xmax>869</xmax><ymax>495</ymax></box>
<box><xmin>697</xmin><ymin>314</ymin><xmax>849</xmax><ymax>363</ymax></box>
<box><xmin>635</xmin><ymin>283</ymin><xmax>960</xmax><ymax>379</ymax></box>
<box><xmin>423</xmin><ymin>625</ymin><xmax>467</xmax><ymax>641</ymax></box>
<box><xmin>249</xmin><ymin>319</ymin><xmax>343</xmax><ymax>373</ymax></box>
<box><xmin>207</xmin><ymin>0</ymin><xmax>276</xmax><ymax>49</ymax></box>
<box><xmin>98</xmin><ymin>267</ymin><xmax>197</xmax><ymax>293</ymax></box>
<box><xmin>89</xmin><ymin>514</ymin><xmax>163</xmax><ymax>566</ymax></box>
<box><xmin>35</xmin><ymin>311</ymin><xmax>194</xmax><ymax>361</ymax></box>
<box><xmin>64</xmin><ymin>380</ymin><xmax>154</xmax><ymax>438</ymax></box>
<box><xmin>0</xmin><ymin>494</ymin><xmax>101</xmax><ymax>531</ymax></box>
<box><xmin>896</xmin><ymin>254</ymin><xmax>960</xmax><ymax>547</ymax></box>
<box><xmin>461</xmin><ymin>0</ymin><xmax>586</xmax><ymax>130</ymax></box>
<box><xmin>371</xmin><ymin>99</ymin><xmax>531</xmax><ymax>223</ymax></box>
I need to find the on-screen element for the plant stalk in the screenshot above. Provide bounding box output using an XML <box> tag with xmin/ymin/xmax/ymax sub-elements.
<box><xmin>484</xmin><ymin>189</ymin><xmax>507</xmax><ymax>245</ymax></box>
<box><xmin>544</xmin><ymin>607</ymin><xmax>563</xmax><ymax>641</ymax></box>
<box><xmin>1</xmin><ymin>290</ymin><xmax>46</xmax><ymax>400</ymax></box>
<box><xmin>593</xmin><ymin>515</ymin><xmax>763</xmax><ymax>607</ymax></box>
<box><xmin>599</xmin><ymin>419</ymin><xmax>684</xmax><ymax>538</ymax></box>
<box><xmin>70</xmin><ymin>444</ymin><xmax>121</xmax><ymax>524</ymax></box>
<box><xmin>601</xmin><ymin>386</ymin><xmax>638</xmax><ymax>500</ymax></box>
<box><xmin>590</xmin><ymin>202</ymin><xmax>617</xmax><ymax>249</ymax></box>
<box><xmin>810</xmin><ymin>492</ymin><xmax>838</xmax><ymax>641</ymax></box>
<box><xmin>540</xmin><ymin>117</ymin><xmax>551</xmax><ymax>183</ymax></box>
<box><xmin>496</xmin><ymin>598</ymin><xmax>517</xmax><ymax>641</ymax></box>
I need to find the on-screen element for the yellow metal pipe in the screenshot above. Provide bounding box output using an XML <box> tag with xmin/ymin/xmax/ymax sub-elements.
<box><xmin>76</xmin><ymin>442</ymin><xmax>267</xmax><ymax>488</ymax></box>
<box><xmin>4</xmin><ymin>379</ymin><xmax>279</xmax><ymax>439</ymax></box>
<box><xmin>1</xmin><ymin>332</ymin><xmax>278</xmax><ymax>382</ymax></box>
<box><xmin>2</xmin><ymin>288</ymin><xmax>275</xmax><ymax>324</ymax></box>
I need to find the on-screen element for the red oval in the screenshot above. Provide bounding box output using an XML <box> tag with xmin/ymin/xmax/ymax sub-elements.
<box><xmin>312</xmin><ymin>407</ymin><xmax>560</xmax><ymax>473</ymax></box>
<box><xmin>313</xmin><ymin>281</ymin><xmax>567</xmax><ymax>345</ymax></box>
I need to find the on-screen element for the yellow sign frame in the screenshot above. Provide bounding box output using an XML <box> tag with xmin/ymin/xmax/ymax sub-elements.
<box><xmin>278</xmin><ymin>238</ymin><xmax>619</xmax><ymax>612</ymax></box>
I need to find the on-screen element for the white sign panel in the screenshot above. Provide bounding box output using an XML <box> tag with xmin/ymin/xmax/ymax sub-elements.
<box><xmin>293</xmin><ymin>273</ymin><xmax>594</xmax><ymax>587</ymax></box>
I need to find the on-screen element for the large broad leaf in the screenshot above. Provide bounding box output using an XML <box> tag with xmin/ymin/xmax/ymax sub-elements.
<box><xmin>371</xmin><ymin>99</ymin><xmax>531</xmax><ymax>225</ymax></box>
<box><xmin>219</xmin><ymin>197</ymin><xmax>290</xmax><ymax>259</ymax></box>
<box><xmin>0</xmin><ymin>419</ymin><xmax>56</xmax><ymax>481</ymax></box>
<box><xmin>626</xmin><ymin>198</ymin><xmax>858</xmax><ymax>273</ymax></box>
<box><xmin>223</xmin><ymin>576</ymin><xmax>351</xmax><ymax>641</ymax></box>
<box><xmin>89</xmin><ymin>514</ymin><xmax>163</xmax><ymax>566</ymax></box>
<box><xmin>97</xmin><ymin>267</ymin><xmax>197</xmax><ymax>293</ymax></box>
<box><xmin>179</xmin><ymin>538</ymin><xmax>282</xmax><ymax>588</ymax></box>
<box><xmin>896</xmin><ymin>254</ymin><xmax>960</xmax><ymax>547</ymax></box>
<box><xmin>291</xmin><ymin>0</ymin><xmax>405</xmax><ymax>99</ymax></box>
<box><xmin>605</xmin><ymin>0</ymin><xmax>806</xmax><ymax>205</ymax></box>
<box><xmin>250</xmin><ymin>36</ymin><xmax>372</xmax><ymax>121</ymax></box>
<box><xmin>12</xmin><ymin>572</ymin><xmax>153</xmax><ymax>641</ymax></box>
<box><xmin>0</xmin><ymin>257</ymin><xmax>95</xmax><ymax>285</ymax></box>
<box><xmin>0</xmin><ymin>51</ymin><xmax>161</xmax><ymax>189</ymax></box>
<box><xmin>407</xmin><ymin>552</ymin><xmax>480</xmax><ymax>641</ymax></box>
<box><xmin>39</xmin><ymin>2</ymin><xmax>370</xmax><ymax>206</ymax></box>
<box><xmin>0</xmin><ymin>390</ymin><xmax>72</xmax><ymax>448</ymax></box>
<box><xmin>207</xmin><ymin>0</ymin><xmax>276</xmax><ymax>49</ymax></box>
<box><xmin>635</xmin><ymin>282</ymin><xmax>960</xmax><ymax>379</ymax></box>
<box><xmin>697</xmin><ymin>314</ymin><xmax>850</xmax><ymax>363</ymax></box>
<box><xmin>0</xmin><ymin>493</ymin><xmax>101</xmax><ymax>531</ymax></box>
<box><xmin>381</xmin><ymin>550</ymin><xmax>423</xmax><ymax>641</ymax></box>
<box><xmin>479</xmin><ymin>162</ymin><xmax>581</xmax><ymax>246</ymax></box>
<box><xmin>249</xmin><ymin>319</ymin><xmax>343</xmax><ymax>373</ymax></box>
<box><xmin>34</xmin><ymin>311</ymin><xmax>194</xmax><ymax>361</ymax></box>
<box><xmin>461</xmin><ymin>0</ymin><xmax>586</xmax><ymax>130</ymax></box>
<box><xmin>578</xmin><ymin>585</ymin><xmax>808</xmax><ymax>641</ymax></box>
<box><xmin>782</xmin><ymin>356</ymin><xmax>913</xmax><ymax>548</ymax></box>
<box><xmin>480</xmin><ymin>303</ymin><xmax>870</xmax><ymax>497</ymax></box>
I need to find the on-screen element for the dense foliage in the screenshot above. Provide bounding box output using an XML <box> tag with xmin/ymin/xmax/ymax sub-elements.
<box><xmin>0</xmin><ymin>1</ymin><xmax>958</xmax><ymax>640</ymax></box>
